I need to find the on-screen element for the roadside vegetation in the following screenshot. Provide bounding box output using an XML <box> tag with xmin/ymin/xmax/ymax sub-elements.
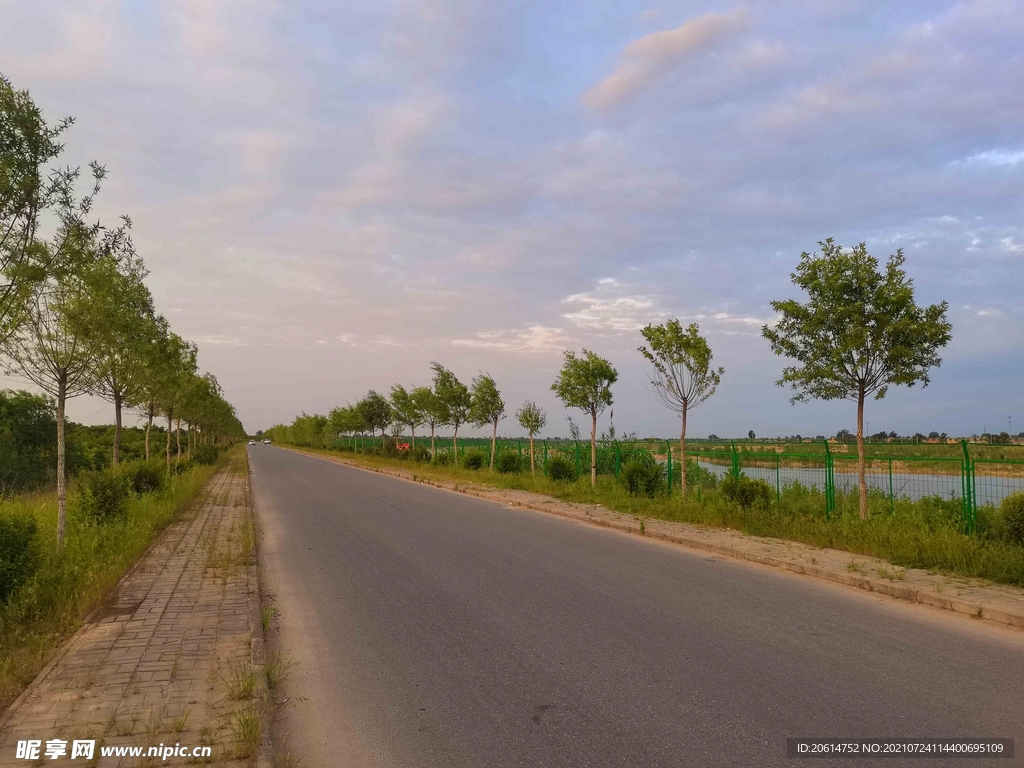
<box><xmin>0</xmin><ymin>75</ymin><xmax>246</xmax><ymax>706</ymax></box>
<box><xmin>0</xmin><ymin>445</ymin><xmax>235</xmax><ymax>710</ymax></box>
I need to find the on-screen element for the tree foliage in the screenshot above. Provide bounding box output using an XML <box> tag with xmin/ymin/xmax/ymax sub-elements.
<box><xmin>762</xmin><ymin>239</ymin><xmax>952</xmax><ymax>519</ymax></box>
<box><xmin>430</xmin><ymin>362</ymin><xmax>471</xmax><ymax>463</ymax></box>
<box><xmin>551</xmin><ymin>349</ymin><xmax>617</xmax><ymax>487</ymax></box>
<box><xmin>638</xmin><ymin>319</ymin><xmax>722</xmax><ymax>498</ymax></box>
<box><xmin>469</xmin><ymin>372</ymin><xmax>504</xmax><ymax>469</ymax></box>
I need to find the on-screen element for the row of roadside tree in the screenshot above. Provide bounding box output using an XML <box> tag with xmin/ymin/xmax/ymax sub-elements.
<box><xmin>0</xmin><ymin>74</ymin><xmax>245</xmax><ymax>549</ymax></box>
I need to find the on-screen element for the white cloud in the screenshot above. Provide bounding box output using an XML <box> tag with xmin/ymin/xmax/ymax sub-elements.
<box><xmin>583</xmin><ymin>9</ymin><xmax>750</xmax><ymax>112</ymax></box>
<box><xmin>452</xmin><ymin>325</ymin><xmax>571</xmax><ymax>354</ymax></box>
<box><xmin>955</xmin><ymin>149</ymin><xmax>1024</xmax><ymax>168</ymax></box>
<box><xmin>561</xmin><ymin>279</ymin><xmax>665</xmax><ymax>332</ymax></box>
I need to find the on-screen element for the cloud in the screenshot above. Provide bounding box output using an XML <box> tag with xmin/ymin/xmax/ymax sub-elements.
<box><xmin>561</xmin><ymin>279</ymin><xmax>666</xmax><ymax>333</ymax></box>
<box><xmin>583</xmin><ymin>9</ymin><xmax>750</xmax><ymax>112</ymax></box>
<box><xmin>452</xmin><ymin>325</ymin><xmax>571</xmax><ymax>354</ymax></box>
<box><xmin>954</xmin><ymin>149</ymin><xmax>1024</xmax><ymax>168</ymax></box>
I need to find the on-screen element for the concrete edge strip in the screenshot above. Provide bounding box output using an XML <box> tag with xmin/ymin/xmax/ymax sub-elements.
<box><xmin>246</xmin><ymin>452</ymin><xmax>275</xmax><ymax>768</ymax></box>
<box><xmin>284</xmin><ymin>446</ymin><xmax>1024</xmax><ymax>632</ymax></box>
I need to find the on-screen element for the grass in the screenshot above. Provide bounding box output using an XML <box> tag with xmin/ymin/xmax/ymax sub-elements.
<box><xmin>289</xmin><ymin>444</ymin><xmax>1024</xmax><ymax>589</ymax></box>
<box><xmin>264</xmin><ymin>650</ymin><xmax>294</xmax><ymax>691</ymax></box>
<box><xmin>219</xmin><ymin>660</ymin><xmax>259</xmax><ymax>700</ymax></box>
<box><xmin>0</xmin><ymin>447</ymin><xmax>238</xmax><ymax>711</ymax></box>
<box><xmin>230</xmin><ymin>702</ymin><xmax>264</xmax><ymax>759</ymax></box>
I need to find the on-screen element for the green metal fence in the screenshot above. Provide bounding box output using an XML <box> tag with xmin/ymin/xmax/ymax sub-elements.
<box><xmin>332</xmin><ymin>434</ymin><xmax>1023</xmax><ymax>532</ymax></box>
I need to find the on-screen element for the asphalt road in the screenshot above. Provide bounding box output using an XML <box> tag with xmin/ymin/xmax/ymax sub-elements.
<box><xmin>249</xmin><ymin>446</ymin><xmax>1024</xmax><ymax>768</ymax></box>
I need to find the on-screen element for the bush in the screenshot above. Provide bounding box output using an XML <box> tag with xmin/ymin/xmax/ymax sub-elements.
<box><xmin>406</xmin><ymin>445</ymin><xmax>431</xmax><ymax>462</ymax></box>
<box><xmin>123</xmin><ymin>461</ymin><xmax>164</xmax><ymax>495</ymax></box>
<box><xmin>496</xmin><ymin>451</ymin><xmax>522</xmax><ymax>474</ymax></box>
<box><xmin>463</xmin><ymin>450</ymin><xmax>486</xmax><ymax>470</ymax></box>
<box><xmin>0</xmin><ymin>514</ymin><xmax>38</xmax><ymax>602</ymax></box>
<box><xmin>191</xmin><ymin>444</ymin><xmax>219</xmax><ymax>465</ymax></box>
<box><xmin>546</xmin><ymin>454</ymin><xmax>578</xmax><ymax>483</ymax></box>
<box><xmin>169</xmin><ymin>458</ymin><xmax>194</xmax><ymax>476</ymax></box>
<box><xmin>1002</xmin><ymin>491</ymin><xmax>1024</xmax><ymax>545</ymax></box>
<box><xmin>619</xmin><ymin>453</ymin><xmax>665</xmax><ymax>498</ymax></box>
<box><xmin>71</xmin><ymin>468</ymin><xmax>131</xmax><ymax>523</ymax></box>
<box><xmin>432</xmin><ymin>451</ymin><xmax>451</xmax><ymax>467</ymax></box>
<box><xmin>720</xmin><ymin>473</ymin><xmax>773</xmax><ymax>510</ymax></box>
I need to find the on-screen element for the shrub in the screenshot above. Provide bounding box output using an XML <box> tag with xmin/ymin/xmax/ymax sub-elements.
<box><xmin>1002</xmin><ymin>491</ymin><xmax>1024</xmax><ymax>545</ymax></box>
<box><xmin>123</xmin><ymin>461</ymin><xmax>164</xmax><ymax>495</ymax></box>
<box><xmin>407</xmin><ymin>446</ymin><xmax>431</xmax><ymax>462</ymax></box>
<box><xmin>463</xmin><ymin>451</ymin><xmax>486</xmax><ymax>470</ymax></box>
<box><xmin>546</xmin><ymin>454</ymin><xmax>578</xmax><ymax>483</ymax></box>
<box><xmin>619</xmin><ymin>453</ymin><xmax>665</xmax><ymax>498</ymax></box>
<box><xmin>0</xmin><ymin>514</ymin><xmax>38</xmax><ymax>602</ymax></box>
<box><xmin>432</xmin><ymin>452</ymin><xmax>451</xmax><ymax>467</ymax></box>
<box><xmin>191</xmin><ymin>444</ymin><xmax>219</xmax><ymax>465</ymax></box>
<box><xmin>496</xmin><ymin>451</ymin><xmax>522</xmax><ymax>474</ymax></box>
<box><xmin>169</xmin><ymin>458</ymin><xmax>194</xmax><ymax>476</ymax></box>
<box><xmin>720</xmin><ymin>473</ymin><xmax>773</xmax><ymax>510</ymax></box>
<box><xmin>71</xmin><ymin>468</ymin><xmax>131</xmax><ymax>523</ymax></box>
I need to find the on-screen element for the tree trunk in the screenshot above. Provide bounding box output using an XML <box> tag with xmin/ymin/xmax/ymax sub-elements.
<box><xmin>679</xmin><ymin>402</ymin><xmax>688</xmax><ymax>500</ymax></box>
<box><xmin>857</xmin><ymin>386</ymin><xmax>868</xmax><ymax>521</ymax></box>
<box><xmin>529</xmin><ymin>434</ymin><xmax>535</xmax><ymax>474</ymax></box>
<box><xmin>430</xmin><ymin>424</ymin><xmax>435</xmax><ymax>455</ymax></box>
<box><xmin>112</xmin><ymin>389</ymin><xmax>123</xmax><ymax>467</ymax></box>
<box><xmin>176</xmin><ymin>418</ymin><xmax>182</xmax><ymax>459</ymax></box>
<box><xmin>166</xmin><ymin>411</ymin><xmax>173</xmax><ymax>471</ymax></box>
<box><xmin>56</xmin><ymin>374</ymin><xmax>68</xmax><ymax>553</ymax></box>
<box><xmin>490</xmin><ymin>420</ymin><xmax>497</xmax><ymax>470</ymax></box>
<box><xmin>145</xmin><ymin>405</ymin><xmax>153</xmax><ymax>461</ymax></box>
<box><xmin>453</xmin><ymin>424</ymin><xmax>459</xmax><ymax>466</ymax></box>
<box><xmin>411</xmin><ymin>424</ymin><xmax>415</xmax><ymax>449</ymax></box>
<box><xmin>590</xmin><ymin>409</ymin><xmax>597</xmax><ymax>488</ymax></box>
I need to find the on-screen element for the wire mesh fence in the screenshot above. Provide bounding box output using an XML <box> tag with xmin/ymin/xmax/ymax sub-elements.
<box><xmin>332</xmin><ymin>434</ymin><xmax>1023</xmax><ymax>531</ymax></box>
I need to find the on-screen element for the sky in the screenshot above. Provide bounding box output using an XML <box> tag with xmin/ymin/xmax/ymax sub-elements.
<box><xmin>1</xmin><ymin>0</ymin><xmax>1022</xmax><ymax>439</ymax></box>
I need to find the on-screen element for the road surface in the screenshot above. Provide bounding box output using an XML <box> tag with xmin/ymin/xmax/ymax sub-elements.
<box><xmin>249</xmin><ymin>446</ymin><xmax>1024</xmax><ymax>767</ymax></box>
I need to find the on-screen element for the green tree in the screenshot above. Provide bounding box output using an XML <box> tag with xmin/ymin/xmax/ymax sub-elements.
<box><xmin>551</xmin><ymin>349</ymin><xmax>618</xmax><ymax>487</ymax></box>
<box><xmin>86</xmin><ymin>247</ymin><xmax>157</xmax><ymax>465</ymax></box>
<box><xmin>155</xmin><ymin>333</ymin><xmax>198</xmax><ymax>469</ymax></box>
<box><xmin>469</xmin><ymin>372</ymin><xmax>505</xmax><ymax>470</ymax></box>
<box><xmin>0</xmin><ymin>76</ymin><xmax>72</xmax><ymax>344</ymax></box>
<box><xmin>412</xmin><ymin>385</ymin><xmax>443</xmax><ymax>455</ymax></box>
<box><xmin>390</xmin><ymin>384</ymin><xmax>422</xmax><ymax>448</ymax></box>
<box><xmin>762</xmin><ymin>239</ymin><xmax>952</xmax><ymax>520</ymax></box>
<box><xmin>357</xmin><ymin>390</ymin><xmax>392</xmax><ymax>438</ymax></box>
<box><xmin>132</xmin><ymin>314</ymin><xmax>170</xmax><ymax>460</ymax></box>
<box><xmin>1</xmin><ymin>232</ymin><xmax>103</xmax><ymax>550</ymax></box>
<box><xmin>638</xmin><ymin>320</ymin><xmax>723</xmax><ymax>499</ymax></box>
<box><xmin>430</xmin><ymin>362</ymin><xmax>471</xmax><ymax>464</ymax></box>
<box><xmin>515</xmin><ymin>400</ymin><xmax>547</xmax><ymax>474</ymax></box>
<box><xmin>0</xmin><ymin>389</ymin><xmax>57</xmax><ymax>493</ymax></box>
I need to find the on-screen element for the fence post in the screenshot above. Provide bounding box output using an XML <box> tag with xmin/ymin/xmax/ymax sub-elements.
<box><xmin>823</xmin><ymin>440</ymin><xmax>835</xmax><ymax>519</ymax></box>
<box><xmin>615</xmin><ymin>441</ymin><xmax>621</xmax><ymax>478</ymax></box>
<box><xmin>544</xmin><ymin>440</ymin><xmax>548</xmax><ymax>464</ymax></box>
<box><xmin>730</xmin><ymin>440</ymin><xmax>740</xmax><ymax>481</ymax></box>
<box><xmin>574</xmin><ymin>441</ymin><xmax>581</xmax><ymax>477</ymax></box>
<box><xmin>888</xmin><ymin>458</ymin><xmax>894</xmax><ymax>515</ymax></box>
<box><xmin>666</xmin><ymin>441</ymin><xmax>673</xmax><ymax>494</ymax></box>
<box><xmin>775</xmin><ymin>454</ymin><xmax>781</xmax><ymax>502</ymax></box>
<box><xmin>961</xmin><ymin>439</ymin><xmax>976</xmax><ymax>533</ymax></box>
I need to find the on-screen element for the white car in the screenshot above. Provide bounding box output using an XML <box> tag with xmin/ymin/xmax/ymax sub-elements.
<box><xmin>263</xmin><ymin>439</ymin><xmax>271</xmax><ymax>444</ymax></box>
<box><xmin>248</xmin><ymin>440</ymin><xmax>256</xmax><ymax>445</ymax></box>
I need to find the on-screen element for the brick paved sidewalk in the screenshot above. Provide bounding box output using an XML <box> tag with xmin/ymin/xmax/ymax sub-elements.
<box><xmin>0</xmin><ymin>456</ymin><xmax>265</xmax><ymax>767</ymax></box>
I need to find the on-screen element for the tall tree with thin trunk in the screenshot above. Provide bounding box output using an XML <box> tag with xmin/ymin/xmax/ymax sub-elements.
<box><xmin>133</xmin><ymin>314</ymin><xmax>170</xmax><ymax>461</ymax></box>
<box><xmin>87</xmin><ymin>247</ymin><xmax>156</xmax><ymax>466</ymax></box>
<box><xmin>390</xmin><ymin>384</ymin><xmax>422</xmax><ymax>447</ymax></box>
<box><xmin>412</xmin><ymin>385</ymin><xmax>442</xmax><ymax>455</ymax></box>
<box><xmin>431</xmin><ymin>362</ymin><xmax>471</xmax><ymax>465</ymax></box>
<box><xmin>551</xmin><ymin>349</ymin><xmax>617</xmax><ymax>488</ymax></box>
<box><xmin>515</xmin><ymin>401</ymin><xmax>547</xmax><ymax>474</ymax></box>
<box><xmin>469</xmin><ymin>372</ymin><xmax>505</xmax><ymax>470</ymax></box>
<box><xmin>638</xmin><ymin>320</ymin><xmax>723</xmax><ymax>500</ymax></box>
<box><xmin>156</xmin><ymin>333</ymin><xmax>197</xmax><ymax>470</ymax></box>
<box><xmin>356</xmin><ymin>390</ymin><xmax>392</xmax><ymax>439</ymax></box>
<box><xmin>762</xmin><ymin>239</ymin><xmax>952</xmax><ymax>520</ymax></box>
<box><xmin>1</xmin><ymin>231</ymin><xmax>101</xmax><ymax>551</ymax></box>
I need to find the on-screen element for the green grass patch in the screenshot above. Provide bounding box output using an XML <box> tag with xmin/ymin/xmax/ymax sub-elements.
<box><xmin>292</xmin><ymin>445</ymin><xmax>1024</xmax><ymax>589</ymax></box>
<box><xmin>0</xmin><ymin>447</ymin><xmax>239</xmax><ymax>710</ymax></box>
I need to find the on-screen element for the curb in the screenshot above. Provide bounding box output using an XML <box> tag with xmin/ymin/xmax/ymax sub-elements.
<box><xmin>289</xmin><ymin>447</ymin><xmax>1024</xmax><ymax>632</ymax></box>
